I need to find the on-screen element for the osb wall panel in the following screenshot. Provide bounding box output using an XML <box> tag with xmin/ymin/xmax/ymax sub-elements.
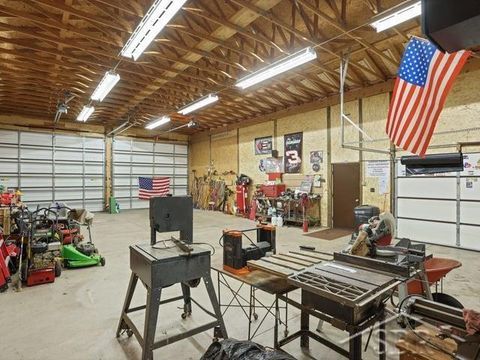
<box><xmin>189</xmin><ymin>136</ymin><xmax>210</xmax><ymax>176</ymax></box>
<box><xmin>238</xmin><ymin>121</ymin><xmax>274</xmax><ymax>186</ymax></box>
<box><xmin>276</xmin><ymin>108</ymin><xmax>329</xmax><ymax>226</ymax></box>
<box><xmin>330</xmin><ymin>100</ymin><xmax>360</xmax><ymax>163</ymax></box>
<box><xmin>362</xmin><ymin>93</ymin><xmax>392</xmax><ymax>212</ymax></box>
<box><xmin>210</xmin><ymin>131</ymin><xmax>238</xmax><ymax>174</ymax></box>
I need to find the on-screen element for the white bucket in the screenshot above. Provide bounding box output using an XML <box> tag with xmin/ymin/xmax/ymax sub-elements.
<box><xmin>271</xmin><ymin>216</ymin><xmax>278</xmax><ymax>226</ymax></box>
<box><xmin>277</xmin><ymin>216</ymin><xmax>283</xmax><ymax>227</ymax></box>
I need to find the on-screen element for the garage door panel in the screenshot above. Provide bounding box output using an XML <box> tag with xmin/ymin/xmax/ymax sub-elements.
<box><xmin>85</xmin><ymin>176</ymin><xmax>103</xmax><ymax>187</ymax></box>
<box><xmin>397</xmin><ymin>218</ymin><xmax>456</xmax><ymax>246</ymax></box>
<box><xmin>85</xmin><ymin>188</ymin><xmax>103</xmax><ymax>199</ymax></box>
<box><xmin>131</xmin><ymin>166</ymin><xmax>153</xmax><ymax>175</ymax></box>
<box><xmin>114</xmin><ymin>165</ymin><xmax>130</xmax><ymax>175</ymax></box>
<box><xmin>0</xmin><ymin>146</ymin><xmax>18</xmax><ymax>159</ymax></box>
<box><xmin>85</xmin><ymin>164</ymin><xmax>103</xmax><ymax>174</ymax></box>
<box><xmin>55</xmin><ymin>150</ymin><xmax>77</xmax><ymax>161</ymax></box>
<box><xmin>0</xmin><ymin>161</ymin><xmax>18</xmax><ymax>173</ymax></box>
<box><xmin>21</xmin><ymin>162</ymin><xmax>52</xmax><ymax>174</ymax></box>
<box><xmin>22</xmin><ymin>176</ymin><xmax>52</xmax><ymax>187</ymax></box>
<box><xmin>56</xmin><ymin>188</ymin><xmax>83</xmax><ymax>201</ymax></box>
<box><xmin>460</xmin><ymin>201</ymin><xmax>480</xmax><ymax>225</ymax></box>
<box><xmin>132</xmin><ymin>141</ymin><xmax>153</xmax><ymax>152</ymax></box>
<box><xmin>175</xmin><ymin>177</ymin><xmax>188</xmax><ymax>186</ymax></box>
<box><xmin>398</xmin><ymin>198</ymin><xmax>456</xmax><ymax>222</ymax></box>
<box><xmin>132</xmin><ymin>154</ymin><xmax>153</xmax><ymax>163</ymax></box>
<box><xmin>55</xmin><ymin>163</ymin><xmax>82</xmax><ymax>174</ymax></box>
<box><xmin>460</xmin><ymin>225</ymin><xmax>480</xmax><ymax>250</ymax></box>
<box><xmin>131</xmin><ymin>199</ymin><xmax>149</xmax><ymax>209</ymax></box>
<box><xmin>175</xmin><ymin>156</ymin><xmax>188</xmax><ymax>165</ymax></box>
<box><xmin>84</xmin><ymin>138</ymin><xmax>104</xmax><ymax>150</ymax></box>
<box><xmin>113</xmin><ymin>177</ymin><xmax>131</xmax><ymax>186</ymax></box>
<box><xmin>154</xmin><ymin>167</ymin><xmax>174</xmax><ymax>175</ymax></box>
<box><xmin>398</xmin><ymin>178</ymin><xmax>457</xmax><ymax>198</ymax></box>
<box><xmin>113</xmin><ymin>187</ymin><xmax>131</xmax><ymax>198</ymax></box>
<box><xmin>114</xmin><ymin>140</ymin><xmax>131</xmax><ymax>151</ymax></box>
<box><xmin>155</xmin><ymin>155</ymin><xmax>174</xmax><ymax>164</ymax></box>
<box><xmin>175</xmin><ymin>144</ymin><xmax>188</xmax><ymax>155</ymax></box>
<box><xmin>55</xmin><ymin>176</ymin><xmax>83</xmax><ymax>187</ymax></box>
<box><xmin>55</xmin><ymin>135</ymin><xmax>83</xmax><ymax>149</ymax></box>
<box><xmin>0</xmin><ymin>130</ymin><xmax>18</xmax><ymax>144</ymax></box>
<box><xmin>21</xmin><ymin>147</ymin><xmax>52</xmax><ymax>160</ymax></box>
<box><xmin>114</xmin><ymin>153</ymin><xmax>131</xmax><ymax>163</ymax></box>
<box><xmin>84</xmin><ymin>152</ymin><xmax>103</xmax><ymax>162</ymax></box>
<box><xmin>85</xmin><ymin>200</ymin><xmax>103</xmax><ymax>211</ymax></box>
<box><xmin>0</xmin><ymin>176</ymin><xmax>18</xmax><ymax>187</ymax></box>
<box><xmin>21</xmin><ymin>133</ymin><xmax>52</xmax><ymax>146</ymax></box>
<box><xmin>460</xmin><ymin>178</ymin><xmax>480</xmax><ymax>200</ymax></box>
<box><xmin>174</xmin><ymin>187</ymin><xmax>187</xmax><ymax>195</ymax></box>
<box><xmin>155</xmin><ymin>143</ymin><xmax>174</xmax><ymax>153</ymax></box>
<box><xmin>22</xmin><ymin>189</ymin><xmax>53</xmax><ymax>202</ymax></box>
<box><xmin>175</xmin><ymin>167</ymin><xmax>188</xmax><ymax>176</ymax></box>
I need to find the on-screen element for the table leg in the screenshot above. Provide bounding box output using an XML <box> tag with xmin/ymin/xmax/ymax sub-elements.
<box><xmin>248</xmin><ymin>285</ymin><xmax>253</xmax><ymax>340</ymax></box>
<box><xmin>300</xmin><ymin>292</ymin><xmax>309</xmax><ymax>349</ymax></box>
<box><xmin>274</xmin><ymin>295</ymin><xmax>279</xmax><ymax>349</ymax></box>
<box><xmin>349</xmin><ymin>331</ymin><xmax>362</xmax><ymax>360</ymax></box>
<box><xmin>142</xmin><ymin>287</ymin><xmax>162</xmax><ymax>360</ymax></box>
<box><xmin>378</xmin><ymin>313</ymin><xmax>386</xmax><ymax>360</ymax></box>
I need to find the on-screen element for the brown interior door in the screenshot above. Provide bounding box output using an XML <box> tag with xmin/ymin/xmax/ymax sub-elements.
<box><xmin>332</xmin><ymin>162</ymin><xmax>360</xmax><ymax>229</ymax></box>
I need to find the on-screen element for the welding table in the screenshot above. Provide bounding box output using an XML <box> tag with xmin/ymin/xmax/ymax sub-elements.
<box><xmin>211</xmin><ymin>263</ymin><xmax>297</xmax><ymax>346</ymax></box>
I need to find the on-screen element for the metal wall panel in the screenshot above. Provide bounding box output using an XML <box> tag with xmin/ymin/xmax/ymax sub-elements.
<box><xmin>0</xmin><ymin>130</ymin><xmax>105</xmax><ymax>211</ymax></box>
<box><xmin>112</xmin><ymin>138</ymin><xmax>188</xmax><ymax>209</ymax></box>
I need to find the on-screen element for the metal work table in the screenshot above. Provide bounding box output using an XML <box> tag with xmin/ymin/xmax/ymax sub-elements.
<box><xmin>211</xmin><ymin>263</ymin><xmax>296</xmax><ymax>346</ymax></box>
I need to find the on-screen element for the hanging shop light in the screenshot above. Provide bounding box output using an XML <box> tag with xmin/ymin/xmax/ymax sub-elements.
<box><xmin>178</xmin><ymin>94</ymin><xmax>219</xmax><ymax>115</ymax></box>
<box><xmin>145</xmin><ymin>116</ymin><xmax>171</xmax><ymax>130</ymax></box>
<box><xmin>76</xmin><ymin>105</ymin><xmax>94</xmax><ymax>122</ymax></box>
<box><xmin>370</xmin><ymin>1</ymin><xmax>421</xmax><ymax>32</ymax></box>
<box><xmin>121</xmin><ymin>0</ymin><xmax>188</xmax><ymax>61</ymax></box>
<box><xmin>91</xmin><ymin>71</ymin><xmax>120</xmax><ymax>102</ymax></box>
<box><xmin>235</xmin><ymin>47</ymin><xmax>317</xmax><ymax>89</ymax></box>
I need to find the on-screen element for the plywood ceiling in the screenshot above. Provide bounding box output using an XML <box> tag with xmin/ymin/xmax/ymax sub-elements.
<box><xmin>0</xmin><ymin>0</ymin><xmax>423</xmax><ymax>134</ymax></box>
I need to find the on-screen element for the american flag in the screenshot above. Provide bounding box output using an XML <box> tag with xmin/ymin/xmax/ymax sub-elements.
<box><xmin>386</xmin><ymin>37</ymin><xmax>470</xmax><ymax>157</ymax></box>
<box><xmin>138</xmin><ymin>176</ymin><xmax>170</xmax><ymax>200</ymax></box>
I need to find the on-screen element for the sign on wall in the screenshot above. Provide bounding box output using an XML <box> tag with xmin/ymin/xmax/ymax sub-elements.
<box><xmin>284</xmin><ymin>132</ymin><xmax>303</xmax><ymax>173</ymax></box>
<box><xmin>310</xmin><ymin>150</ymin><xmax>323</xmax><ymax>172</ymax></box>
<box><xmin>254</xmin><ymin>136</ymin><xmax>273</xmax><ymax>155</ymax></box>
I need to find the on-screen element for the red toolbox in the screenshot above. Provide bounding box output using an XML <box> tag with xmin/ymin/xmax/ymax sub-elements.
<box><xmin>260</xmin><ymin>184</ymin><xmax>286</xmax><ymax>197</ymax></box>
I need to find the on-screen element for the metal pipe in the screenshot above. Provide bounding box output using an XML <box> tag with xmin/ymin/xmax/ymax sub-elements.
<box><xmin>113</xmin><ymin>123</ymin><xmax>135</xmax><ymax>136</ymax></box>
<box><xmin>107</xmin><ymin>120</ymin><xmax>130</xmax><ymax>136</ymax></box>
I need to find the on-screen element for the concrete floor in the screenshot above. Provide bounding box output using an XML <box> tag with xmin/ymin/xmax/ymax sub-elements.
<box><xmin>2</xmin><ymin>209</ymin><xmax>479</xmax><ymax>360</ymax></box>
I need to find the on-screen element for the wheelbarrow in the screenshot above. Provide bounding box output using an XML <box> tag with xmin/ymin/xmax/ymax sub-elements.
<box><xmin>406</xmin><ymin>257</ymin><xmax>463</xmax><ymax>308</ymax></box>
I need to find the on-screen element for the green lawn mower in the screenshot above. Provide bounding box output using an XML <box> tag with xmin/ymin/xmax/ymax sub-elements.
<box><xmin>50</xmin><ymin>204</ymin><xmax>105</xmax><ymax>269</ymax></box>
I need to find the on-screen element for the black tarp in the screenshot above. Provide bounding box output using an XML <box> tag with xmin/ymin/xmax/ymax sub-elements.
<box><xmin>200</xmin><ymin>339</ymin><xmax>296</xmax><ymax>360</ymax></box>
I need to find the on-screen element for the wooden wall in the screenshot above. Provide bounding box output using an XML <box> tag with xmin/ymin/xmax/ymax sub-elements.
<box><xmin>189</xmin><ymin>67</ymin><xmax>480</xmax><ymax>228</ymax></box>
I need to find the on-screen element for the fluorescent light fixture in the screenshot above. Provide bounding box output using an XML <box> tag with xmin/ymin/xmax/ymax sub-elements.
<box><xmin>121</xmin><ymin>0</ymin><xmax>188</xmax><ymax>61</ymax></box>
<box><xmin>145</xmin><ymin>116</ymin><xmax>171</xmax><ymax>130</ymax></box>
<box><xmin>91</xmin><ymin>71</ymin><xmax>120</xmax><ymax>102</ymax></box>
<box><xmin>371</xmin><ymin>1</ymin><xmax>421</xmax><ymax>32</ymax></box>
<box><xmin>235</xmin><ymin>47</ymin><xmax>317</xmax><ymax>89</ymax></box>
<box><xmin>178</xmin><ymin>94</ymin><xmax>219</xmax><ymax>115</ymax></box>
<box><xmin>76</xmin><ymin>105</ymin><xmax>94</xmax><ymax>122</ymax></box>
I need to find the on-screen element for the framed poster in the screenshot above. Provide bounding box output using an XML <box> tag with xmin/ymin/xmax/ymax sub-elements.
<box><xmin>254</xmin><ymin>136</ymin><xmax>273</xmax><ymax>155</ymax></box>
<box><xmin>284</xmin><ymin>132</ymin><xmax>303</xmax><ymax>173</ymax></box>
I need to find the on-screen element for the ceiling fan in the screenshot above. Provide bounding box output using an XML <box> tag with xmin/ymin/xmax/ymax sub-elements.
<box><xmin>54</xmin><ymin>90</ymin><xmax>76</xmax><ymax>124</ymax></box>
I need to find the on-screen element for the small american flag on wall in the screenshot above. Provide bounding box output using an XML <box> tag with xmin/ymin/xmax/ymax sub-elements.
<box><xmin>138</xmin><ymin>176</ymin><xmax>170</xmax><ymax>200</ymax></box>
<box><xmin>386</xmin><ymin>37</ymin><xmax>470</xmax><ymax>157</ymax></box>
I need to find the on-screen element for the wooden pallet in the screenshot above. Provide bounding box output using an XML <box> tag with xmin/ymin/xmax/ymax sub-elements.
<box><xmin>0</xmin><ymin>208</ymin><xmax>11</xmax><ymax>235</ymax></box>
<box><xmin>247</xmin><ymin>250</ymin><xmax>333</xmax><ymax>278</ymax></box>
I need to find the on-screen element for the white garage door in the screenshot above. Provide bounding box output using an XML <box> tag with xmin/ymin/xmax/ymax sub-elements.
<box><xmin>0</xmin><ymin>130</ymin><xmax>105</xmax><ymax>211</ymax></box>
<box><xmin>395</xmin><ymin>153</ymin><xmax>480</xmax><ymax>251</ymax></box>
<box><xmin>112</xmin><ymin>138</ymin><xmax>188</xmax><ymax>210</ymax></box>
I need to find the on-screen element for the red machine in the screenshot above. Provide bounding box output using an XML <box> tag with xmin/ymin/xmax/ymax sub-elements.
<box><xmin>0</xmin><ymin>231</ymin><xmax>20</xmax><ymax>292</ymax></box>
<box><xmin>235</xmin><ymin>175</ymin><xmax>251</xmax><ymax>216</ymax></box>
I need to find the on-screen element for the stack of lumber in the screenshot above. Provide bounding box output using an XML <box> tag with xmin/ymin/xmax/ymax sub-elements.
<box><xmin>248</xmin><ymin>250</ymin><xmax>333</xmax><ymax>277</ymax></box>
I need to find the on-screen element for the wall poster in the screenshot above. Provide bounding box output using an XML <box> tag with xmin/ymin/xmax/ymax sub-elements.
<box><xmin>284</xmin><ymin>132</ymin><xmax>303</xmax><ymax>173</ymax></box>
<box><xmin>254</xmin><ymin>136</ymin><xmax>273</xmax><ymax>155</ymax></box>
